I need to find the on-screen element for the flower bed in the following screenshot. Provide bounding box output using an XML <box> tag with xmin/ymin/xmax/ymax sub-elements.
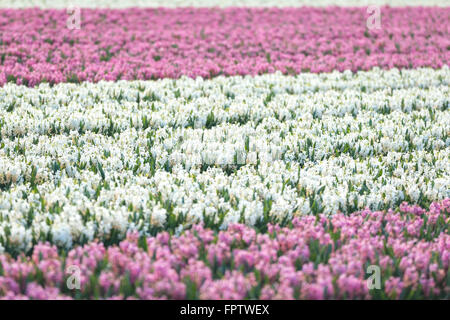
<box><xmin>0</xmin><ymin>200</ymin><xmax>448</xmax><ymax>299</ymax></box>
<box><xmin>0</xmin><ymin>7</ymin><xmax>449</xmax><ymax>86</ymax></box>
<box><xmin>0</xmin><ymin>68</ymin><xmax>448</xmax><ymax>253</ymax></box>
<box><xmin>1</xmin><ymin>0</ymin><xmax>449</xmax><ymax>8</ymax></box>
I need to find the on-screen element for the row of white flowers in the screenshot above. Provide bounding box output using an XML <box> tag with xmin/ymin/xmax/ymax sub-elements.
<box><xmin>0</xmin><ymin>67</ymin><xmax>449</xmax><ymax>252</ymax></box>
<box><xmin>1</xmin><ymin>0</ymin><xmax>448</xmax><ymax>8</ymax></box>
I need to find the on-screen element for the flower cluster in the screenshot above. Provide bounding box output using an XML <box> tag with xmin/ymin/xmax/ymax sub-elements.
<box><xmin>1</xmin><ymin>0</ymin><xmax>448</xmax><ymax>8</ymax></box>
<box><xmin>0</xmin><ymin>200</ymin><xmax>448</xmax><ymax>300</ymax></box>
<box><xmin>0</xmin><ymin>68</ymin><xmax>449</xmax><ymax>252</ymax></box>
<box><xmin>1</xmin><ymin>7</ymin><xmax>449</xmax><ymax>86</ymax></box>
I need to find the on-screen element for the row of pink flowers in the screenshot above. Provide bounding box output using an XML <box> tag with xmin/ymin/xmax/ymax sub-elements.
<box><xmin>0</xmin><ymin>7</ymin><xmax>449</xmax><ymax>86</ymax></box>
<box><xmin>0</xmin><ymin>199</ymin><xmax>448</xmax><ymax>299</ymax></box>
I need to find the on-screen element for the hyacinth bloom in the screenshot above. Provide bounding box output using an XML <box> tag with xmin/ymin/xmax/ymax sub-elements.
<box><xmin>0</xmin><ymin>6</ymin><xmax>449</xmax><ymax>86</ymax></box>
<box><xmin>0</xmin><ymin>200</ymin><xmax>448</xmax><ymax>300</ymax></box>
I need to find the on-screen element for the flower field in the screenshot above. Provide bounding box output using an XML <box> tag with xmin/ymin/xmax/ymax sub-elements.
<box><xmin>1</xmin><ymin>201</ymin><xmax>449</xmax><ymax>299</ymax></box>
<box><xmin>0</xmin><ymin>0</ymin><xmax>449</xmax><ymax>300</ymax></box>
<box><xmin>1</xmin><ymin>7</ymin><xmax>449</xmax><ymax>86</ymax></box>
